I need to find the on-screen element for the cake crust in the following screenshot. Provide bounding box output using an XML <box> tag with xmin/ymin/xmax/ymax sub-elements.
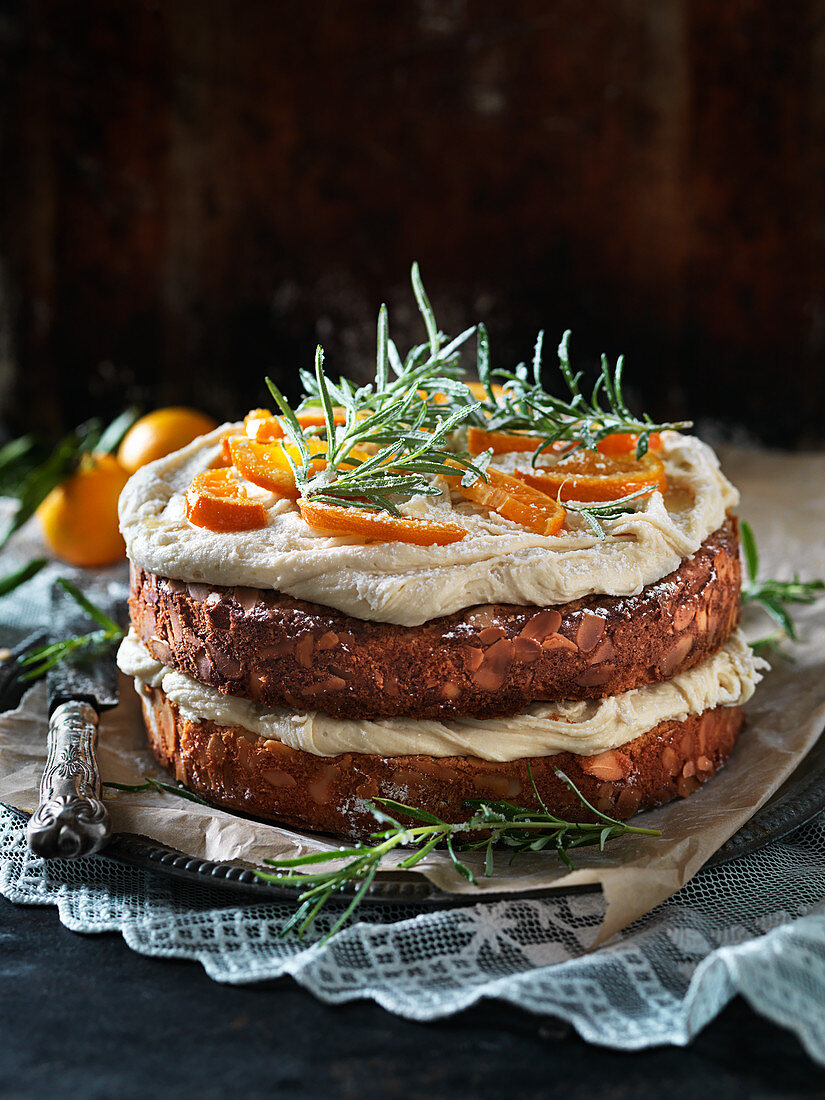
<box><xmin>130</xmin><ymin>517</ymin><xmax>741</xmax><ymax>720</ymax></box>
<box><xmin>140</xmin><ymin>680</ymin><xmax>745</xmax><ymax>842</ymax></box>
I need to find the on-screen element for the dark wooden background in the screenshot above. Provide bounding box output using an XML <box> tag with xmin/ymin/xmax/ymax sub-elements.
<box><xmin>1</xmin><ymin>1</ymin><xmax>823</xmax><ymax>446</ymax></box>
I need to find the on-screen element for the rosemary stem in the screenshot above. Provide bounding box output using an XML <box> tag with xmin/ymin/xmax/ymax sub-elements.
<box><xmin>480</xmin><ymin>820</ymin><xmax>661</xmax><ymax>837</ymax></box>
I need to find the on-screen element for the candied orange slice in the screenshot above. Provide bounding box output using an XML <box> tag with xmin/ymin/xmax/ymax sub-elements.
<box><xmin>219</xmin><ymin>431</ymin><xmax>235</xmax><ymax>466</ymax></box>
<box><xmin>466</xmin><ymin>427</ymin><xmax>569</xmax><ymax>456</ymax></box>
<box><xmin>228</xmin><ymin>436</ymin><xmax>330</xmax><ymax>498</ymax></box>
<box><xmin>244</xmin><ymin>407</ymin><xmax>348</xmax><ymax>442</ymax></box>
<box><xmin>243</xmin><ymin>408</ymin><xmax>284</xmax><ymax>442</ymax></box>
<box><xmin>298</xmin><ymin>501</ymin><xmax>467</xmax><ymax>545</ymax></box>
<box><xmin>596</xmin><ymin>432</ymin><xmax>662</xmax><ymax>456</ymax></box>
<box><xmin>449</xmin><ymin>467</ymin><xmax>565</xmax><ymax>536</ymax></box>
<box><xmin>468</xmin><ymin>382</ymin><xmax>505</xmax><ymax>402</ymax></box>
<box><xmin>429</xmin><ymin>382</ymin><xmax>506</xmax><ymax>406</ymax></box>
<box><xmin>297</xmin><ymin>408</ymin><xmax>348</xmax><ymax>428</ymax></box>
<box><xmin>513</xmin><ymin>450</ymin><xmax>666</xmax><ymax>502</ymax></box>
<box><xmin>185</xmin><ymin>469</ymin><xmax>267</xmax><ymax>532</ymax></box>
<box><xmin>468</xmin><ymin>427</ymin><xmax>664</xmax><ymax>458</ymax></box>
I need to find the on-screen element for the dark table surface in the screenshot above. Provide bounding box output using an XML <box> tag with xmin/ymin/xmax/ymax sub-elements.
<box><xmin>2</xmin><ymin>891</ymin><xmax>824</xmax><ymax>1100</ymax></box>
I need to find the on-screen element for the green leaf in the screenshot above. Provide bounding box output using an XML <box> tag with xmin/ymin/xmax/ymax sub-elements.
<box><xmin>314</xmin><ymin>345</ymin><xmax>338</xmax><ymax>459</ymax></box>
<box><xmin>103</xmin><ymin>776</ymin><xmax>209</xmax><ymax>805</ymax></box>
<box><xmin>263</xmin><ymin>847</ymin><xmax>366</xmax><ymax>868</ymax></box>
<box><xmin>526</xmin><ymin>761</ymin><xmax>551</xmax><ymax>815</ymax></box>
<box><xmin>411</xmin><ymin>262</ymin><xmax>439</xmax><ymax>358</ymax></box>
<box><xmin>280</xmin><ymin>896</ymin><xmax>321</xmax><ymax>938</ymax></box>
<box><xmin>0</xmin><ymin>558</ymin><xmax>48</xmax><ymax>598</ymax></box>
<box><xmin>398</xmin><ymin>832</ymin><xmax>443</xmax><ymax>868</ymax></box>
<box><xmin>373</xmin><ymin>798</ymin><xmax>446</xmax><ymax>826</ymax></box>
<box><xmin>484</xmin><ymin>839</ymin><xmax>495</xmax><ymax>877</ymax></box>
<box><xmin>445</xmin><ymin>835</ymin><xmax>476</xmax><ymax>885</ymax></box>
<box><xmin>0</xmin><ymin>435</ymin><xmax>42</xmax><ymax>495</ymax></box>
<box><xmin>758</xmin><ymin>594</ymin><xmax>797</xmax><ymax>640</ymax></box>
<box><xmin>562</xmin><ymin>486</ymin><xmax>656</xmax><ymax>539</ymax></box>
<box><xmin>387</xmin><ymin>338</ymin><xmax>404</xmax><ymax>378</ymax></box>
<box><xmin>532</xmin><ymin>330</ymin><xmax>544</xmax><ymax>387</ymax></box>
<box><xmin>322</xmin><ymin>863</ymin><xmax>378</xmax><ymax>942</ymax></box>
<box><xmin>553</xmin><ymin>767</ymin><xmax>626</xmax><ymax>828</ymax></box>
<box><xmin>19</xmin><ymin>630</ymin><xmax>111</xmax><ymax>681</ymax></box>
<box><xmin>437</xmin><ymin>326</ymin><xmax>476</xmax><ymax>364</ymax></box>
<box><xmin>56</xmin><ymin>577</ymin><xmax>122</xmax><ymax>635</ymax></box>
<box><xmin>265</xmin><ymin>376</ymin><xmax>311</xmax><ymax>472</ymax></box>
<box><xmin>376</xmin><ymin>304</ymin><xmax>389</xmax><ymax>394</ymax></box>
<box><xmin>740</xmin><ymin>520</ymin><xmax>759</xmax><ymax>582</ymax></box>
<box><xmin>97</xmin><ymin>406</ymin><xmax>141</xmax><ymax>454</ymax></box>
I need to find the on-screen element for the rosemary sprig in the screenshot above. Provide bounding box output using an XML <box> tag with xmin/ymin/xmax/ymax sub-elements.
<box><xmin>561</xmin><ymin>485</ymin><xmax>657</xmax><ymax>539</ymax></box>
<box><xmin>253</xmin><ymin>267</ymin><xmax>694</xmax><ymax>515</ymax></box>
<box><xmin>263</xmin><ymin>265</ymin><xmax>489</xmax><ymax>514</ymax></box>
<box><xmin>471</xmin><ymin>329</ymin><xmax>692</xmax><ymax>463</ymax></box>
<box><xmin>103</xmin><ymin>776</ymin><xmax>210</xmax><ymax>805</ymax></box>
<box><xmin>18</xmin><ymin>578</ymin><xmax>124</xmax><ymax>681</ymax></box>
<box><xmin>255</xmin><ymin>766</ymin><xmax>660</xmax><ymax>943</ymax></box>
<box><xmin>740</xmin><ymin>520</ymin><xmax>824</xmax><ymax>653</ymax></box>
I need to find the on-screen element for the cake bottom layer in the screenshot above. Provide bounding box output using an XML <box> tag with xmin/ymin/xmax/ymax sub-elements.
<box><xmin>138</xmin><ymin>681</ymin><xmax>745</xmax><ymax>840</ymax></box>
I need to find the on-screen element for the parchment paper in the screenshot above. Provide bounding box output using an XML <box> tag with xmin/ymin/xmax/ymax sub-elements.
<box><xmin>2</xmin><ymin>446</ymin><xmax>824</xmax><ymax>943</ymax></box>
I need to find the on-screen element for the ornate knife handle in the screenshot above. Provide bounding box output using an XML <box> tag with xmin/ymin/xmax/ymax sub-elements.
<box><xmin>27</xmin><ymin>700</ymin><xmax>111</xmax><ymax>859</ymax></box>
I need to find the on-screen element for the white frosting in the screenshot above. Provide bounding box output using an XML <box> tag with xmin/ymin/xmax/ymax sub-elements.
<box><xmin>119</xmin><ymin>427</ymin><xmax>739</xmax><ymax>626</ymax></box>
<box><xmin>118</xmin><ymin>631</ymin><xmax>764</xmax><ymax>762</ymax></box>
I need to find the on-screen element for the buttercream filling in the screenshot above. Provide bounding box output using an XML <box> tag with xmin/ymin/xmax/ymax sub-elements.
<box><xmin>118</xmin><ymin>631</ymin><xmax>764</xmax><ymax>762</ymax></box>
<box><xmin>119</xmin><ymin>428</ymin><xmax>739</xmax><ymax>626</ymax></box>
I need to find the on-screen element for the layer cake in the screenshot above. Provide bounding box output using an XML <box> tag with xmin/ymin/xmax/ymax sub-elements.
<box><xmin>118</xmin><ymin>416</ymin><xmax>762</xmax><ymax>840</ymax></box>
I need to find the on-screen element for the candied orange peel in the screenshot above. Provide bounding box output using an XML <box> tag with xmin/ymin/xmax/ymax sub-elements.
<box><xmin>185</xmin><ymin>468</ymin><xmax>267</xmax><ymax>532</ymax></box>
<box><xmin>513</xmin><ymin>450</ymin><xmax>666</xmax><ymax>502</ymax></box>
<box><xmin>298</xmin><ymin>500</ymin><xmax>467</xmax><ymax>545</ymax></box>
<box><xmin>468</xmin><ymin>426</ymin><xmax>663</xmax><ymax>458</ymax></box>
<box><xmin>595</xmin><ymin>432</ymin><xmax>662</xmax><ymax>456</ymax></box>
<box><xmin>430</xmin><ymin>381</ymin><xmax>506</xmax><ymax>406</ymax></box>
<box><xmin>448</xmin><ymin>466</ymin><xmax>566</xmax><ymax>536</ymax></box>
<box><xmin>227</xmin><ymin>436</ymin><xmax>328</xmax><ymax>497</ymax></box>
<box><xmin>244</xmin><ymin>406</ymin><xmax>351</xmax><ymax>443</ymax></box>
<box><xmin>467</xmin><ymin>427</ymin><xmax>565</xmax><ymax>456</ymax></box>
<box><xmin>243</xmin><ymin>408</ymin><xmax>284</xmax><ymax>443</ymax></box>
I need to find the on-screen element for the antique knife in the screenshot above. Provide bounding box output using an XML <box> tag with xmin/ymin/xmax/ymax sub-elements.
<box><xmin>26</xmin><ymin>583</ymin><xmax>124</xmax><ymax>859</ymax></box>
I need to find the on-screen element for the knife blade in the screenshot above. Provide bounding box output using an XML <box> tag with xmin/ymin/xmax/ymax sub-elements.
<box><xmin>26</xmin><ymin>581</ymin><xmax>126</xmax><ymax>860</ymax></box>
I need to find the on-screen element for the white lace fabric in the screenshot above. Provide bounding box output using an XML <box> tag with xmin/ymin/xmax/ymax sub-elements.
<box><xmin>3</xmin><ymin>801</ymin><xmax>825</xmax><ymax>1059</ymax></box>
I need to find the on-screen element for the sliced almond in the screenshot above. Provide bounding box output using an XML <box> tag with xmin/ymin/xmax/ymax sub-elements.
<box><xmin>519</xmin><ymin>609</ymin><xmax>562</xmax><ymax>641</ymax></box>
<box><xmin>513</xmin><ymin>636</ymin><xmax>541</xmax><ymax>664</ymax></box>
<box><xmin>658</xmin><ymin>635</ymin><xmax>694</xmax><ymax>678</ymax></box>
<box><xmin>580</xmin><ymin>749</ymin><xmax>631</xmax><ymax>782</ymax></box>
<box><xmin>576</xmin><ymin>612</ymin><xmax>606</xmax><ymax>653</ymax></box>
<box><xmin>541</xmin><ymin>633</ymin><xmax>578</xmax><ymax>653</ymax></box>
<box><xmin>472</xmin><ymin>638</ymin><xmax>514</xmax><ymax>690</ymax></box>
<box><xmin>294</xmin><ymin>633</ymin><xmax>315</xmax><ymax>668</ymax></box>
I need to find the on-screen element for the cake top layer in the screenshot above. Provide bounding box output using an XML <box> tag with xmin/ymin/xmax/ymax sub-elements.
<box><xmin>119</xmin><ymin>428</ymin><xmax>738</xmax><ymax>625</ymax></box>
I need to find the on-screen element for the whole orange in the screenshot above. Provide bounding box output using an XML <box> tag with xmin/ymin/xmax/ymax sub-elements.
<box><xmin>37</xmin><ymin>453</ymin><xmax>130</xmax><ymax>567</ymax></box>
<box><xmin>117</xmin><ymin>407</ymin><xmax>218</xmax><ymax>473</ymax></box>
